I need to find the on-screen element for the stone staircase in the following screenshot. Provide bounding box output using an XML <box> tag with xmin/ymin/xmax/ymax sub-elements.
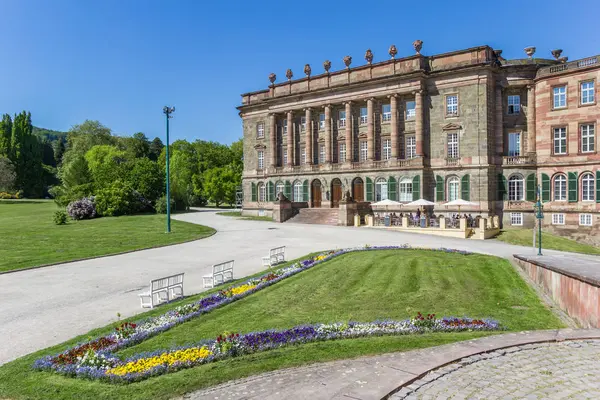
<box><xmin>286</xmin><ymin>208</ymin><xmax>339</xmax><ymax>225</ymax></box>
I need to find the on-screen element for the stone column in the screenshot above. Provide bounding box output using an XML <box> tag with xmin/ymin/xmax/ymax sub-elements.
<box><xmin>345</xmin><ymin>102</ymin><xmax>352</xmax><ymax>162</ymax></box>
<box><xmin>390</xmin><ymin>95</ymin><xmax>398</xmax><ymax>159</ymax></box>
<box><xmin>269</xmin><ymin>113</ymin><xmax>277</xmax><ymax>168</ymax></box>
<box><xmin>286</xmin><ymin>111</ymin><xmax>294</xmax><ymax>166</ymax></box>
<box><xmin>495</xmin><ymin>83</ymin><xmax>504</xmax><ymax>159</ymax></box>
<box><xmin>527</xmin><ymin>84</ymin><xmax>536</xmax><ymax>153</ymax></box>
<box><xmin>367</xmin><ymin>98</ymin><xmax>374</xmax><ymax>161</ymax></box>
<box><xmin>415</xmin><ymin>90</ymin><xmax>424</xmax><ymax>157</ymax></box>
<box><xmin>305</xmin><ymin>108</ymin><xmax>312</xmax><ymax>165</ymax></box>
<box><xmin>325</xmin><ymin>105</ymin><xmax>332</xmax><ymax>163</ymax></box>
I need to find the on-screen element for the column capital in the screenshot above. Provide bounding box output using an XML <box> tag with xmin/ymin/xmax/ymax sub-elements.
<box><xmin>412</xmin><ymin>89</ymin><xmax>425</xmax><ymax>96</ymax></box>
<box><xmin>303</xmin><ymin>107</ymin><xmax>312</xmax><ymax>112</ymax></box>
<box><xmin>527</xmin><ymin>83</ymin><xmax>535</xmax><ymax>90</ymax></box>
<box><xmin>343</xmin><ymin>101</ymin><xmax>352</xmax><ymax>106</ymax></box>
<box><xmin>387</xmin><ymin>93</ymin><xmax>398</xmax><ymax>99</ymax></box>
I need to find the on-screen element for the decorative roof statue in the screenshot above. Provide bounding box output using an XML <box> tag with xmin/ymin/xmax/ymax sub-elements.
<box><xmin>268</xmin><ymin>73</ymin><xmax>276</xmax><ymax>85</ymax></box>
<box><xmin>323</xmin><ymin>60</ymin><xmax>331</xmax><ymax>73</ymax></box>
<box><xmin>551</xmin><ymin>49</ymin><xmax>563</xmax><ymax>60</ymax></box>
<box><xmin>389</xmin><ymin>44</ymin><xmax>398</xmax><ymax>59</ymax></box>
<box><xmin>343</xmin><ymin>55</ymin><xmax>352</xmax><ymax>69</ymax></box>
<box><xmin>559</xmin><ymin>57</ymin><xmax>569</xmax><ymax>63</ymax></box>
<box><xmin>524</xmin><ymin>46</ymin><xmax>536</xmax><ymax>59</ymax></box>
<box><xmin>413</xmin><ymin>40</ymin><xmax>423</xmax><ymax>55</ymax></box>
<box><xmin>365</xmin><ymin>49</ymin><xmax>374</xmax><ymax>65</ymax></box>
<box><xmin>304</xmin><ymin>64</ymin><xmax>311</xmax><ymax>77</ymax></box>
<box><xmin>286</xmin><ymin>69</ymin><xmax>293</xmax><ymax>81</ymax></box>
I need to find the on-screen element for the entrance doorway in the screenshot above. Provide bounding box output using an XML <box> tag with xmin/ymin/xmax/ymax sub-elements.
<box><xmin>352</xmin><ymin>178</ymin><xmax>364</xmax><ymax>202</ymax></box>
<box><xmin>331</xmin><ymin>178</ymin><xmax>342</xmax><ymax>208</ymax></box>
<box><xmin>311</xmin><ymin>180</ymin><xmax>322</xmax><ymax>208</ymax></box>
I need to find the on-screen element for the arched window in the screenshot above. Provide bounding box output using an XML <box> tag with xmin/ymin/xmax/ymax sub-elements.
<box><xmin>582</xmin><ymin>173</ymin><xmax>595</xmax><ymax>201</ymax></box>
<box><xmin>293</xmin><ymin>180</ymin><xmax>303</xmax><ymax>202</ymax></box>
<box><xmin>508</xmin><ymin>174</ymin><xmax>524</xmax><ymax>201</ymax></box>
<box><xmin>275</xmin><ymin>181</ymin><xmax>285</xmax><ymax>198</ymax></box>
<box><xmin>447</xmin><ymin>177</ymin><xmax>460</xmax><ymax>201</ymax></box>
<box><xmin>399</xmin><ymin>178</ymin><xmax>413</xmax><ymax>201</ymax></box>
<box><xmin>258</xmin><ymin>183</ymin><xmax>266</xmax><ymax>202</ymax></box>
<box><xmin>554</xmin><ymin>174</ymin><xmax>567</xmax><ymax>201</ymax></box>
<box><xmin>375</xmin><ymin>178</ymin><xmax>388</xmax><ymax>202</ymax></box>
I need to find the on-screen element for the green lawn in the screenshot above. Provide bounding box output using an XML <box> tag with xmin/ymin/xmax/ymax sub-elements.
<box><xmin>496</xmin><ymin>228</ymin><xmax>600</xmax><ymax>255</ymax></box>
<box><xmin>0</xmin><ymin>201</ymin><xmax>215</xmax><ymax>273</ymax></box>
<box><xmin>217</xmin><ymin>211</ymin><xmax>272</xmax><ymax>221</ymax></box>
<box><xmin>0</xmin><ymin>249</ymin><xmax>563</xmax><ymax>400</ymax></box>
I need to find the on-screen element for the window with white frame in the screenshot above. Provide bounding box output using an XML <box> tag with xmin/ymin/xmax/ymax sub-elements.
<box><xmin>258</xmin><ymin>183</ymin><xmax>266</xmax><ymax>202</ymax></box>
<box><xmin>579</xmin><ymin>214</ymin><xmax>593</xmax><ymax>226</ymax></box>
<box><xmin>283</xmin><ymin>119</ymin><xmax>288</xmax><ymax>135</ymax></box>
<box><xmin>507</xmin><ymin>95</ymin><xmax>521</xmax><ymax>115</ymax></box>
<box><xmin>508</xmin><ymin>174</ymin><xmax>524</xmax><ymax>201</ymax></box>
<box><xmin>406</xmin><ymin>101</ymin><xmax>416</xmax><ymax>119</ymax></box>
<box><xmin>581</xmin><ymin>81</ymin><xmax>595</xmax><ymax>105</ymax></box>
<box><xmin>383</xmin><ymin>139</ymin><xmax>391</xmax><ymax>160</ymax></box>
<box><xmin>359</xmin><ymin>107</ymin><xmax>368</xmax><ymax>125</ymax></box>
<box><xmin>257</xmin><ymin>150</ymin><xmax>264</xmax><ymax>169</ymax></box>
<box><xmin>319</xmin><ymin>113</ymin><xmax>326</xmax><ymax>129</ymax></box>
<box><xmin>360</xmin><ymin>141</ymin><xmax>368</xmax><ymax>161</ymax></box>
<box><xmin>448</xmin><ymin>177</ymin><xmax>460</xmax><ymax>201</ymax></box>
<box><xmin>406</xmin><ymin>135</ymin><xmax>416</xmax><ymax>159</ymax></box>
<box><xmin>582</xmin><ymin>173</ymin><xmax>595</xmax><ymax>201</ymax></box>
<box><xmin>446</xmin><ymin>95</ymin><xmax>458</xmax><ymax>116</ymax></box>
<box><xmin>276</xmin><ymin>181</ymin><xmax>284</xmax><ymax>197</ymax></box>
<box><xmin>293</xmin><ymin>181</ymin><xmax>303</xmax><ymax>202</ymax></box>
<box><xmin>399</xmin><ymin>178</ymin><xmax>413</xmax><ymax>201</ymax></box>
<box><xmin>283</xmin><ymin>149</ymin><xmax>288</xmax><ymax>165</ymax></box>
<box><xmin>447</xmin><ymin>133</ymin><xmax>459</xmax><ymax>159</ymax></box>
<box><xmin>510</xmin><ymin>212</ymin><xmax>523</xmax><ymax>226</ymax></box>
<box><xmin>552</xmin><ymin>213</ymin><xmax>565</xmax><ymax>225</ymax></box>
<box><xmin>338</xmin><ymin>111</ymin><xmax>346</xmax><ymax>128</ymax></box>
<box><xmin>300</xmin><ymin>146</ymin><xmax>306</xmax><ymax>165</ymax></box>
<box><xmin>339</xmin><ymin>143</ymin><xmax>346</xmax><ymax>162</ymax></box>
<box><xmin>553</xmin><ymin>86</ymin><xmax>567</xmax><ymax>108</ymax></box>
<box><xmin>375</xmin><ymin>178</ymin><xmax>388</xmax><ymax>202</ymax></box>
<box><xmin>554</xmin><ymin>174</ymin><xmax>567</xmax><ymax>201</ymax></box>
<box><xmin>553</xmin><ymin>127</ymin><xmax>567</xmax><ymax>154</ymax></box>
<box><xmin>508</xmin><ymin>132</ymin><xmax>521</xmax><ymax>156</ymax></box>
<box><xmin>319</xmin><ymin>144</ymin><xmax>325</xmax><ymax>164</ymax></box>
<box><xmin>581</xmin><ymin>124</ymin><xmax>595</xmax><ymax>153</ymax></box>
<box><xmin>382</xmin><ymin>104</ymin><xmax>391</xmax><ymax>121</ymax></box>
<box><xmin>300</xmin><ymin>116</ymin><xmax>306</xmax><ymax>132</ymax></box>
<box><xmin>257</xmin><ymin>122</ymin><xmax>265</xmax><ymax>138</ymax></box>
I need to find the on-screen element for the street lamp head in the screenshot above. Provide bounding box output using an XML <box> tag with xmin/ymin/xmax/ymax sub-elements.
<box><xmin>163</xmin><ymin>106</ymin><xmax>175</xmax><ymax>115</ymax></box>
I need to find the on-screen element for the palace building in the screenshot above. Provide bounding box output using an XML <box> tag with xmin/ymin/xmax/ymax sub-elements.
<box><xmin>237</xmin><ymin>42</ymin><xmax>600</xmax><ymax>244</ymax></box>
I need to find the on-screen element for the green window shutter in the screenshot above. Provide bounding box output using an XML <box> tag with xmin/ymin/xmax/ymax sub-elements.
<box><xmin>497</xmin><ymin>174</ymin><xmax>507</xmax><ymax>201</ymax></box>
<box><xmin>251</xmin><ymin>182</ymin><xmax>257</xmax><ymax>202</ymax></box>
<box><xmin>597</xmin><ymin>171</ymin><xmax>600</xmax><ymax>203</ymax></box>
<box><xmin>268</xmin><ymin>181</ymin><xmax>275</xmax><ymax>202</ymax></box>
<box><xmin>366</xmin><ymin>177</ymin><xmax>373</xmax><ymax>201</ymax></box>
<box><xmin>303</xmin><ymin>180</ymin><xmax>309</xmax><ymax>202</ymax></box>
<box><xmin>526</xmin><ymin>174</ymin><xmax>536</xmax><ymax>202</ymax></box>
<box><xmin>541</xmin><ymin>173</ymin><xmax>550</xmax><ymax>202</ymax></box>
<box><xmin>436</xmin><ymin>175</ymin><xmax>444</xmax><ymax>202</ymax></box>
<box><xmin>412</xmin><ymin>175</ymin><xmax>421</xmax><ymax>201</ymax></box>
<box><xmin>284</xmin><ymin>180</ymin><xmax>291</xmax><ymax>199</ymax></box>
<box><xmin>461</xmin><ymin>174</ymin><xmax>470</xmax><ymax>201</ymax></box>
<box><xmin>568</xmin><ymin>172</ymin><xmax>578</xmax><ymax>202</ymax></box>
<box><xmin>388</xmin><ymin>177</ymin><xmax>397</xmax><ymax>201</ymax></box>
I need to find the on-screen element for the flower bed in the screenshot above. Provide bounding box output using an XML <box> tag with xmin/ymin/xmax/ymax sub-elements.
<box><xmin>33</xmin><ymin>245</ymin><xmax>480</xmax><ymax>382</ymax></box>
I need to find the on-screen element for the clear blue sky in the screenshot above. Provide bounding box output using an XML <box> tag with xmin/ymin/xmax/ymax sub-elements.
<box><xmin>0</xmin><ymin>0</ymin><xmax>597</xmax><ymax>145</ymax></box>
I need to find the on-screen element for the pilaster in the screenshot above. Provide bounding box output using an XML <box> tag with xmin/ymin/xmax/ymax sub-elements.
<box><xmin>367</xmin><ymin>98</ymin><xmax>374</xmax><ymax>161</ymax></box>
<box><xmin>390</xmin><ymin>95</ymin><xmax>398</xmax><ymax>159</ymax></box>
<box><xmin>345</xmin><ymin>102</ymin><xmax>352</xmax><ymax>162</ymax></box>
<box><xmin>305</xmin><ymin>108</ymin><xmax>312</xmax><ymax>165</ymax></box>
<box><xmin>527</xmin><ymin>84</ymin><xmax>536</xmax><ymax>153</ymax></box>
<box><xmin>286</xmin><ymin>111</ymin><xmax>294</xmax><ymax>166</ymax></box>
<box><xmin>324</xmin><ymin>105</ymin><xmax>332</xmax><ymax>163</ymax></box>
<box><xmin>415</xmin><ymin>90</ymin><xmax>424</xmax><ymax>157</ymax></box>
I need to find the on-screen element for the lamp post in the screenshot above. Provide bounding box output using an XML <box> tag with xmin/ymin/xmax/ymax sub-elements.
<box><xmin>163</xmin><ymin>106</ymin><xmax>175</xmax><ymax>233</ymax></box>
<box><xmin>533</xmin><ymin>185</ymin><xmax>544</xmax><ymax>256</ymax></box>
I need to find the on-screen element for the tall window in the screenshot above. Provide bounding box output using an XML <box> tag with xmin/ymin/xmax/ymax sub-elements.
<box><xmin>554</xmin><ymin>174</ymin><xmax>567</xmax><ymax>201</ymax></box>
<box><xmin>507</xmin><ymin>95</ymin><xmax>520</xmax><ymax>114</ymax></box>
<box><xmin>375</xmin><ymin>178</ymin><xmax>388</xmax><ymax>202</ymax></box>
<box><xmin>383</xmin><ymin>139</ymin><xmax>391</xmax><ymax>160</ymax></box>
<box><xmin>382</xmin><ymin>104</ymin><xmax>391</xmax><ymax>121</ymax></box>
<box><xmin>406</xmin><ymin>101</ymin><xmax>416</xmax><ymax>119</ymax></box>
<box><xmin>258</xmin><ymin>183</ymin><xmax>266</xmax><ymax>202</ymax></box>
<box><xmin>508</xmin><ymin>174</ymin><xmax>524</xmax><ymax>201</ymax></box>
<box><xmin>581</xmin><ymin>81</ymin><xmax>595</xmax><ymax>105</ymax></box>
<box><xmin>447</xmin><ymin>133</ymin><xmax>459</xmax><ymax>158</ymax></box>
<box><xmin>553</xmin><ymin>127</ymin><xmax>567</xmax><ymax>154</ymax></box>
<box><xmin>283</xmin><ymin>149</ymin><xmax>288</xmax><ymax>165</ymax></box>
<box><xmin>508</xmin><ymin>132</ymin><xmax>521</xmax><ymax>156</ymax></box>
<box><xmin>257</xmin><ymin>151</ymin><xmax>264</xmax><ymax>169</ymax></box>
<box><xmin>582</xmin><ymin>173</ymin><xmax>595</xmax><ymax>201</ymax></box>
<box><xmin>319</xmin><ymin>113</ymin><xmax>326</xmax><ymax>129</ymax></box>
<box><xmin>448</xmin><ymin>177</ymin><xmax>460</xmax><ymax>201</ymax></box>
<box><xmin>293</xmin><ymin>181</ymin><xmax>303</xmax><ymax>202</ymax></box>
<box><xmin>283</xmin><ymin>119</ymin><xmax>288</xmax><ymax>135</ymax></box>
<box><xmin>581</xmin><ymin>124</ymin><xmax>595</xmax><ymax>153</ymax></box>
<box><xmin>360</xmin><ymin>141</ymin><xmax>368</xmax><ymax>161</ymax></box>
<box><xmin>319</xmin><ymin>144</ymin><xmax>325</xmax><ymax>164</ymax></box>
<box><xmin>300</xmin><ymin>146</ymin><xmax>306</xmax><ymax>165</ymax></box>
<box><xmin>399</xmin><ymin>178</ymin><xmax>412</xmax><ymax>201</ymax></box>
<box><xmin>276</xmin><ymin>182</ymin><xmax>284</xmax><ymax>197</ymax></box>
<box><xmin>359</xmin><ymin>107</ymin><xmax>368</xmax><ymax>125</ymax></box>
<box><xmin>406</xmin><ymin>135</ymin><xmax>416</xmax><ymax>159</ymax></box>
<box><xmin>446</xmin><ymin>95</ymin><xmax>458</xmax><ymax>116</ymax></box>
<box><xmin>339</xmin><ymin>143</ymin><xmax>346</xmax><ymax>162</ymax></box>
<box><xmin>553</xmin><ymin>86</ymin><xmax>567</xmax><ymax>109</ymax></box>
<box><xmin>338</xmin><ymin>111</ymin><xmax>346</xmax><ymax>128</ymax></box>
<box><xmin>257</xmin><ymin>122</ymin><xmax>265</xmax><ymax>138</ymax></box>
<box><xmin>300</xmin><ymin>116</ymin><xmax>306</xmax><ymax>132</ymax></box>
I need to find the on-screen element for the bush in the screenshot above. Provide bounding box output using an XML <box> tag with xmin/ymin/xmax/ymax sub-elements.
<box><xmin>155</xmin><ymin>195</ymin><xmax>176</xmax><ymax>214</ymax></box>
<box><xmin>66</xmin><ymin>197</ymin><xmax>97</xmax><ymax>220</ymax></box>
<box><xmin>50</xmin><ymin>183</ymin><xmax>95</xmax><ymax>207</ymax></box>
<box><xmin>53</xmin><ymin>210</ymin><xmax>68</xmax><ymax>225</ymax></box>
<box><xmin>95</xmin><ymin>181</ymin><xmax>148</xmax><ymax>216</ymax></box>
<box><xmin>0</xmin><ymin>190</ymin><xmax>23</xmax><ymax>199</ymax></box>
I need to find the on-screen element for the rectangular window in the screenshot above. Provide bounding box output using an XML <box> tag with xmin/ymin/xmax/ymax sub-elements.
<box><xmin>581</xmin><ymin>124</ymin><xmax>595</xmax><ymax>153</ymax></box>
<box><xmin>446</xmin><ymin>95</ymin><xmax>458</xmax><ymax>116</ymax></box>
<box><xmin>283</xmin><ymin>149</ymin><xmax>288</xmax><ymax>166</ymax></box>
<box><xmin>257</xmin><ymin>151</ymin><xmax>264</xmax><ymax>169</ymax></box>
<box><xmin>258</xmin><ymin>184</ymin><xmax>266</xmax><ymax>202</ymax></box>
<box><xmin>300</xmin><ymin>147</ymin><xmax>306</xmax><ymax>165</ymax></box>
<box><xmin>507</xmin><ymin>95</ymin><xmax>520</xmax><ymax>115</ymax></box>
<box><xmin>360</xmin><ymin>107</ymin><xmax>368</xmax><ymax>125</ymax></box>
<box><xmin>319</xmin><ymin>113</ymin><xmax>326</xmax><ymax>129</ymax></box>
<box><xmin>360</xmin><ymin>141</ymin><xmax>368</xmax><ymax>161</ymax></box>
<box><xmin>553</xmin><ymin>86</ymin><xmax>567</xmax><ymax>109</ymax></box>
<box><xmin>399</xmin><ymin>180</ymin><xmax>413</xmax><ymax>202</ymax></box>
<box><xmin>552</xmin><ymin>213</ymin><xmax>565</xmax><ymax>225</ymax></box>
<box><xmin>406</xmin><ymin>135</ymin><xmax>416</xmax><ymax>159</ymax></box>
<box><xmin>319</xmin><ymin>144</ymin><xmax>325</xmax><ymax>164</ymax></box>
<box><xmin>257</xmin><ymin>122</ymin><xmax>265</xmax><ymax>138</ymax></box>
<box><xmin>338</xmin><ymin>111</ymin><xmax>346</xmax><ymax>128</ymax></box>
<box><xmin>300</xmin><ymin>116</ymin><xmax>306</xmax><ymax>132</ymax></box>
<box><xmin>447</xmin><ymin>133</ymin><xmax>459</xmax><ymax>159</ymax></box>
<box><xmin>406</xmin><ymin>101</ymin><xmax>416</xmax><ymax>119</ymax></box>
<box><xmin>283</xmin><ymin>119</ymin><xmax>288</xmax><ymax>135</ymax></box>
<box><xmin>510</xmin><ymin>213</ymin><xmax>523</xmax><ymax>226</ymax></box>
<box><xmin>383</xmin><ymin>139</ymin><xmax>391</xmax><ymax>160</ymax></box>
<box><xmin>339</xmin><ymin>143</ymin><xmax>346</xmax><ymax>162</ymax></box>
<box><xmin>581</xmin><ymin>81</ymin><xmax>595</xmax><ymax>105</ymax></box>
<box><xmin>553</xmin><ymin>127</ymin><xmax>567</xmax><ymax>154</ymax></box>
<box><xmin>382</xmin><ymin>104</ymin><xmax>391</xmax><ymax>122</ymax></box>
<box><xmin>579</xmin><ymin>214</ymin><xmax>593</xmax><ymax>226</ymax></box>
<box><xmin>508</xmin><ymin>132</ymin><xmax>521</xmax><ymax>156</ymax></box>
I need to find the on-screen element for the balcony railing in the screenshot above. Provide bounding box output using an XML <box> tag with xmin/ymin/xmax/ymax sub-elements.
<box><xmin>503</xmin><ymin>154</ymin><xmax>536</xmax><ymax>165</ymax></box>
<box><xmin>539</xmin><ymin>56</ymin><xmax>599</xmax><ymax>77</ymax></box>
<box><xmin>445</xmin><ymin>157</ymin><xmax>461</xmax><ymax>166</ymax></box>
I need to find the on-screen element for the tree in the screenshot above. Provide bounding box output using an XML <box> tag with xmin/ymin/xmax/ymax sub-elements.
<box><xmin>194</xmin><ymin>140</ymin><xmax>232</xmax><ymax>173</ymax></box>
<box><xmin>203</xmin><ymin>166</ymin><xmax>240</xmax><ymax>206</ymax></box>
<box><xmin>53</xmin><ymin>139</ymin><xmax>65</xmax><ymax>166</ymax></box>
<box><xmin>127</xmin><ymin>158</ymin><xmax>163</xmax><ymax>203</ymax></box>
<box><xmin>62</xmin><ymin>120</ymin><xmax>114</xmax><ymax>167</ymax></box>
<box><xmin>41</xmin><ymin>138</ymin><xmax>56</xmax><ymax>167</ymax></box>
<box><xmin>85</xmin><ymin>145</ymin><xmax>129</xmax><ymax>190</ymax></box>
<box><xmin>148</xmin><ymin>137</ymin><xmax>164</xmax><ymax>161</ymax></box>
<box><xmin>9</xmin><ymin>111</ymin><xmax>44</xmax><ymax>197</ymax></box>
<box><xmin>167</xmin><ymin>148</ymin><xmax>196</xmax><ymax>209</ymax></box>
<box><xmin>0</xmin><ymin>114</ymin><xmax>12</xmax><ymax>158</ymax></box>
<box><xmin>121</xmin><ymin>132</ymin><xmax>150</xmax><ymax>159</ymax></box>
<box><xmin>60</xmin><ymin>154</ymin><xmax>91</xmax><ymax>189</ymax></box>
<box><xmin>0</xmin><ymin>157</ymin><xmax>15</xmax><ymax>191</ymax></box>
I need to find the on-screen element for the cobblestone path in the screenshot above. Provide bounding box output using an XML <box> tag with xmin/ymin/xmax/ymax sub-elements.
<box><xmin>392</xmin><ymin>340</ymin><xmax>600</xmax><ymax>400</ymax></box>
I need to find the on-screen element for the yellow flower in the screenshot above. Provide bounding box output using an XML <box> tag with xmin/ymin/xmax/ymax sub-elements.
<box><xmin>106</xmin><ymin>346</ymin><xmax>213</xmax><ymax>376</ymax></box>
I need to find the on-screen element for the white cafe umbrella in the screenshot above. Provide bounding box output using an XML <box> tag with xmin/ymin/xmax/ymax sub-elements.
<box><xmin>371</xmin><ymin>199</ymin><xmax>402</xmax><ymax>206</ymax></box>
<box><xmin>444</xmin><ymin>199</ymin><xmax>479</xmax><ymax>213</ymax></box>
<box><xmin>405</xmin><ymin>198</ymin><xmax>435</xmax><ymax>207</ymax></box>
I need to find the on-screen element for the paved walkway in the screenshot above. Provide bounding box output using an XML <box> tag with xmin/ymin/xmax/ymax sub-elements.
<box><xmin>0</xmin><ymin>210</ymin><xmax>598</xmax><ymax>365</ymax></box>
<box><xmin>182</xmin><ymin>329</ymin><xmax>600</xmax><ymax>400</ymax></box>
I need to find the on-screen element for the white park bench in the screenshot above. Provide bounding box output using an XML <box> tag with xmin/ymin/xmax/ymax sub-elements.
<box><xmin>138</xmin><ymin>273</ymin><xmax>184</xmax><ymax>309</ymax></box>
<box><xmin>262</xmin><ymin>246</ymin><xmax>286</xmax><ymax>268</ymax></box>
<box><xmin>203</xmin><ymin>260</ymin><xmax>234</xmax><ymax>289</ymax></box>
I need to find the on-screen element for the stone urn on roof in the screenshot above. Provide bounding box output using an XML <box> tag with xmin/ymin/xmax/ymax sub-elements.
<box><xmin>524</xmin><ymin>46</ymin><xmax>536</xmax><ymax>59</ymax></box>
<box><xmin>268</xmin><ymin>73</ymin><xmax>276</xmax><ymax>85</ymax></box>
<box><xmin>389</xmin><ymin>44</ymin><xmax>398</xmax><ymax>59</ymax></box>
<box><xmin>343</xmin><ymin>55</ymin><xmax>352</xmax><ymax>69</ymax></box>
<box><xmin>304</xmin><ymin>64</ymin><xmax>311</xmax><ymax>77</ymax></box>
<box><xmin>364</xmin><ymin>49</ymin><xmax>374</xmax><ymax>65</ymax></box>
<box><xmin>323</xmin><ymin>60</ymin><xmax>331</xmax><ymax>73</ymax></box>
<box><xmin>286</xmin><ymin>69</ymin><xmax>293</xmax><ymax>81</ymax></box>
<box><xmin>413</xmin><ymin>40</ymin><xmax>423</xmax><ymax>55</ymax></box>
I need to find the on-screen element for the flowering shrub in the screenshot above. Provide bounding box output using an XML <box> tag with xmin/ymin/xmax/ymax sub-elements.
<box><xmin>66</xmin><ymin>197</ymin><xmax>97</xmax><ymax>220</ymax></box>
<box><xmin>412</xmin><ymin>312</ymin><xmax>436</xmax><ymax>329</ymax></box>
